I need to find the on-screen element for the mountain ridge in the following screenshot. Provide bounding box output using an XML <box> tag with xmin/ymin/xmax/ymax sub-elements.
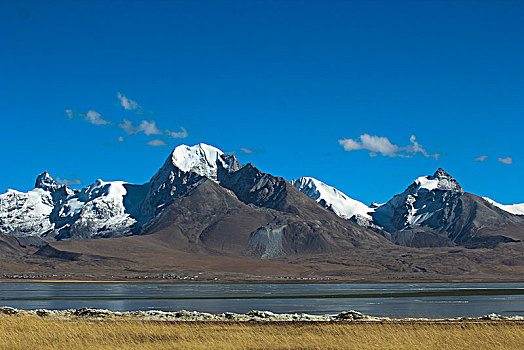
<box><xmin>1</xmin><ymin>144</ymin><xmax>522</xmax><ymax>254</ymax></box>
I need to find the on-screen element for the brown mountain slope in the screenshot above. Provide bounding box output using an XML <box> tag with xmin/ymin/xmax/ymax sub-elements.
<box><xmin>139</xmin><ymin>179</ymin><xmax>274</xmax><ymax>255</ymax></box>
<box><xmin>138</xmin><ymin>176</ymin><xmax>390</xmax><ymax>258</ymax></box>
<box><xmin>217</xmin><ymin>162</ymin><xmax>388</xmax><ymax>257</ymax></box>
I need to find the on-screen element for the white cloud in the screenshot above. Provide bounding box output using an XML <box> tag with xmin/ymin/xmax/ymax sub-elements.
<box><xmin>119</xmin><ymin>119</ymin><xmax>163</xmax><ymax>136</ymax></box>
<box><xmin>118</xmin><ymin>119</ymin><xmax>135</xmax><ymax>135</ymax></box>
<box><xmin>475</xmin><ymin>155</ymin><xmax>488</xmax><ymax>162</ymax></box>
<box><xmin>85</xmin><ymin>110</ymin><xmax>110</xmax><ymax>125</ymax></box>
<box><xmin>117</xmin><ymin>92</ymin><xmax>139</xmax><ymax>110</ymax></box>
<box><xmin>339</xmin><ymin>134</ymin><xmax>399</xmax><ymax>156</ymax></box>
<box><xmin>339</xmin><ymin>134</ymin><xmax>439</xmax><ymax>159</ymax></box>
<box><xmin>406</xmin><ymin>135</ymin><xmax>439</xmax><ymax>160</ymax></box>
<box><xmin>498</xmin><ymin>157</ymin><xmax>513</xmax><ymax>164</ymax></box>
<box><xmin>165</xmin><ymin>127</ymin><xmax>188</xmax><ymax>138</ymax></box>
<box><xmin>147</xmin><ymin>139</ymin><xmax>167</xmax><ymax>146</ymax></box>
<box><xmin>66</xmin><ymin>109</ymin><xmax>110</xmax><ymax>125</ymax></box>
<box><xmin>139</xmin><ymin>120</ymin><xmax>162</xmax><ymax>136</ymax></box>
<box><xmin>55</xmin><ymin>176</ymin><xmax>82</xmax><ymax>185</ymax></box>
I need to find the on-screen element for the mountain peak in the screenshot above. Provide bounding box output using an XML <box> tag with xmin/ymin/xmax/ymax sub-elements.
<box><xmin>169</xmin><ymin>143</ymin><xmax>225</xmax><ymax>181</ymax></box>
<box><xmin>35</xmin><ymin>171</ymin><xmax>60</xmax><ymax>192</ymax></box>
<box><xmin>414</xmin><ymin>168</ymin><xmax>462</xmax><ymax>192</ymax></box>
<box><xmin>433</xmin><ymin>168</ymin><xmax>450</xmax><ymax>178</ymax></box>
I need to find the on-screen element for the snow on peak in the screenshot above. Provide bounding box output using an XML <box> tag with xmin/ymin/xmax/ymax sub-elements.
<box><xmin>0</xmin><ymin>187</ymin><xmax>55</xmax><ymax>236</ymax></box>
<box><xmin>483</xmin><ymin>197</ymin><xmax>524</xmax><ymax>216</ymax></box>
<box><xmin>1</xmin><ymin>175</ymin><xmax>136</xmax><ymax>238</ymax></box>
<box><xmin>57</xmin><ymin>179</ymin><xmax>136</xmax><ymax>237</ymax></box>
<box><xmin>35</xmin><ymin>171</ymin><xmax>60</xmax><ymax>192</ymax></box>
<box><xmin>291</xmin><ymin>176</ymin><xmax>372</xmax><ymax>220</ymax></box>
<box><xmin>170</xmin><ymin>143</ymin><xmax>227</xmax><ymax>181</ymax></box>
<box><xmin>371</xmin><ymin>168</ymin><xmax>465</xmax><ymax>232</ymax></box>
<box><xmin>413</xmin><ymin>168</ymin><xmax>462</xmax><ymax>192</ymax></box>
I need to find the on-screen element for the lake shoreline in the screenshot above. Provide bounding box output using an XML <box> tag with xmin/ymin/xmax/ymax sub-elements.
<box><xmin>2</xmin><ymin>278</ymin><xmax>524</xmax><ymax>284</ymax></box>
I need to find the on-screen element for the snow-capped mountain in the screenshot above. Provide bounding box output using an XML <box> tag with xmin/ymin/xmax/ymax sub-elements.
<box><xmin>56</xmin><ymin>179</ymin><xmax>136</xmax><ymax>239</ymax></box>
<box><xmin>292</xmin><ymin>169</ymin><xmax>470</xmax><ymax>232</ymax></box>
<box><xmin>291</xmin><ymin>177</ymin><xmax>372</xmax><ymax>222</ymax></box>
<box><xmin>138</xmin><ymin>143</ymin><xmax>242</xmax><ymax>220</ymax></box>
<box><xmin>369</xmin><ymin>168</ymin><xmax>524</xmax><ymax>247</ymax></box>
<box><xmin>1</xmin><ymin>144</ymin><xmax>522</xmax><ymax>251</ymax></box>
<box><xmin>0</xmin><ymin>143</ymin><xmax>239</xmax><ymax>240</ymax></box>
<box><xmin>0</xmin><ymin>142</ymin><xmax>386</xmax><ymax>264</ymax></box>
<box><xmin>169</xmin><ymin>143</ymin><xmax>240</xmax><ymax>181</ymax></box>
<box><xmin>371</xmin><ymin>168</ymin><xmax>464</xmax><ymax>233</ymax></box>
<box><xmin>483</xmin><ymin>197</ymin><xmax>524</xmax><ymax>216</ymax></box>
<box><xmin>0</xmin><ymin>172</ymin><xmax>136</xmax><ymax>239</ymax></box>
<box><xmin>0</xmin><ymin>187</ymin><xmax>55</xmax><ymax>236</ymax></box>
<box><xmin>293</xmin><ymin>168</ymin><xmax>524</xmax><ymax>248</ymax></box>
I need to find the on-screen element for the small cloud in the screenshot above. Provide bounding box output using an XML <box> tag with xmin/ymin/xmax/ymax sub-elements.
<box><xmin>117</xmin><ymin>92</ymin><xmax>139</xmax><ymax>110</ymax></box>
<box><xmin>475</xmin><ymin>155</ymin><xmax>488</xmax><ymax>162</ymax></box>
<box><xmin>119</xmin><ymin>119</ymin><xmax>162</xmax><ymax>136</ymax></box>
<box><xmin>65</xmin><ymin>109</ymin><xmax>110</xmax><ymax>125</ymax></box>
<box><xmin>118</xmin><ymin>136</ymin><xmax>124</xmax><ymax>142</ymax></box>
<box><xmin>55</xmin><ymin>176</ymin><xmax>82</xmax><ymax>186</ymax></box>
<box><xmin>406</xmin><ymin>135</ymin><xmax>440</xmax><ymax>160</ymax></box>
<box><xmin>138</xmin><ymin>120</ymin><xmax>162</xmax><ymax>135</ymax></box>
<box><xmin>147</xmin><ymin>139</ymin><xmax>167</xmax><ymax>146</ymax></box>
<box><xmin>498</xmin><ymin>157</ymin><xmax>513</xmax><ymax>165</ymax></box>
<box><xmin>339</xmin><ymin>134</ymin><xmax>439</xmax><ymax>159</ymax></box>
<box><xmin>339</xmin><ymin>134</ymin><xmax>399</xmax><ymax>156</ymax></box>
<box><xmin>85</xmin><ymin>110</ymin><xmax>110</xmax><ymax>125</ymax></box>
<box><xmin>119</xmin><ymin>119</ymin><xmax>135</xmax><ymax>134</ymax></box>
<box><xmin>166</xmin><ymin>127</ymin><xmax>188</xmax><ymax>138</ymax></box>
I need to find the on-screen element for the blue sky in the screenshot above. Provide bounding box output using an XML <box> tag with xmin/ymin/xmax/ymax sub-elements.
<box><xmin>0</xmin><ymin>0</ymin><xmax>522</xmax><ymax>204</ymax></box>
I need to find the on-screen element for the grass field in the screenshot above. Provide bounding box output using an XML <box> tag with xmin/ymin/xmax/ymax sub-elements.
<box><xmin>0</xmin><ymin>316</ymin><xmax>523</xmax><ymax>349</ymax></box>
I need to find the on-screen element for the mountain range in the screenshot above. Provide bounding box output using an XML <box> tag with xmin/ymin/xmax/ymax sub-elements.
<box><xmin>0</xmin><ymin>143</ymin><xmax>522</xmax><ymax>280</ymax></box>
<box><xmin>293</xmin><ymin>168</ymin><xmax>524</xmax><ymax>249</ymax></box>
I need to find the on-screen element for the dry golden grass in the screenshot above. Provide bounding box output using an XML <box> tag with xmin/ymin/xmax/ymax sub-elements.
<box><xmin>0</xmin><ymin>316</ymin><xmax>523</xmax><ymax>350</ymax></box>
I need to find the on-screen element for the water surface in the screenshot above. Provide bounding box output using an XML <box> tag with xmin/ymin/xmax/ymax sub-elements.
<box><xmin>1</xmin><ymin>282</ymin><xmax>522</xmax><ymax>318</ymax></box>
